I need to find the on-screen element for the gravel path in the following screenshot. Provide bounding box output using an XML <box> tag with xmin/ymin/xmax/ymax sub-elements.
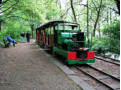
<box><xmin>0</xmin><ymin>40</ymin><xmax>80</xmax><ymax>90</ymax></box>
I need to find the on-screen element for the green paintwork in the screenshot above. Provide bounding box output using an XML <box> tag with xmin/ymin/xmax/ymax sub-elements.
<box><xmin>53</xmin><ymin>46</ymin><xmax>68</xmax><ymax>58</ymax></box>
<box><xmin>63</xmin><ymin>39</ymin><xmax>73</xmax><ymax>45</ymax></box>
<box><xmin>61</xmin><ymin>32</ymin><xmax>73</xmax><ymax>37</ymax></box>
<box><xmin>84</xmin><ymin>34</ymin><xmax>86</xmax><ymax>47</ymax></box>
<box><xmin>66</xmin><ymin>59</ymin><xmax>95</xmax><ymax>65</ymax></box>
<box><xmin>58</xmin><ymin>32</ymin><xmax>73</xmax><ymax>44</ymax></box>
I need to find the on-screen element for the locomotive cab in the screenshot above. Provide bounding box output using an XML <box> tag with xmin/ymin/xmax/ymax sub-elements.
<box><xmin>77</xmin><ymin>31</ymin><xmax>85</xmax><ymax>47</ymax></box>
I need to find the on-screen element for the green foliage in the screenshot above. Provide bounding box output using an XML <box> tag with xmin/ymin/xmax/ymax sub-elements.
<box><xmin>0</xmin><ymin>0</ymin><xmax>120</xmax><ymax>56</ymax></box>
<box><xmin>91</xmin><ymin>20</ymin><xmax>120</xmax><ymax>55</ymax></box>
<box><xmin>102</xmin><ymin>20</ymin><xmax>120</xmax><ymax>54</ymax></box>
<box><xmin>91</xmin><ymin>37</ymin><xmax>108</xmax><ymax>54</ymax></box>
<box><xmin>0</xmin><ymin>0</ymin><xmax>61</xmax><ymax>45</ymax></box>
<box><xmin>102</xmin><ymin>20</ymin><xmax>120</xmax><ymax>38</ymax></box>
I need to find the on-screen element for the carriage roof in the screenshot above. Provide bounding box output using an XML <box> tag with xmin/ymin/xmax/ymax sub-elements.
<box><xmin>36</xmin><ymin>21</ymin><xmax>79</xmax><ymax>30</ymax></box>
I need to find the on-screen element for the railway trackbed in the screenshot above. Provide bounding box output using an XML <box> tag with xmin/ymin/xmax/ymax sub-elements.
<box><xmin>92</xmin><ymin>55</ymin><xmax>120</xmax><ymax>78</ymax></box>
<box><xmin>96</xmin><ymin>54</ymin><xmax>119</xmax><ymax>61</ymax></box>
<box><xmin>95</xmin><ymin>56</ymin><xmax>120</xmax><ymax>66</ymax></box>
<box><xmin>95</xmin><ymin>54</ymin><xmax>120</xmax><ymax>66</ymax></box>
<box><xmin>44</xmin><ymin>50</ymin><xmax>120</xmax><ymax>89</ymax></box>
<box><xmin>70</xmin><ymin>64</ymin><xmax>120</xmax><ymax>90</ymax></box>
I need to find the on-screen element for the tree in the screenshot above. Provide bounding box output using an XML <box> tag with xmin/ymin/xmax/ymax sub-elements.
<box><xmin>0</xmin><ymin>0</ymin><xmax>2</xmax><ymax>31</ymax></box>
<box><xmin>114</xmin><ymin>0</ymin><xmax>120</xmax><ymax>15</ymax></box>
<box><xmin>87</xmin><ymin>0</ymin><xmax>89</xmax><ymax>38</ymax></box>
<box><xmin>0</xmin><ymin>0</ymin><xmax>20</xmax><ymax>31</ymax></box>
<box><xmin>102</xmin><ymin>20</ymin><xmax>120</xmax><ymax>54</ymax></box>
<box><xmin>70</xmin><ymin>0</ymin><xmax>77</xmax><ymax>22</ymax></box>
<box><xmin>92</xmin><ymin>0</ymin><xmax>102</xmax><ymax>37</ymax></box>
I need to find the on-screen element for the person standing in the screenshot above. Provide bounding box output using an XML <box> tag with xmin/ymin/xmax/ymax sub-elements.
<box><xmin>21</xmin><ymin>32</ymin><xmax>25</xmax><ymax>43</ymax></box>
<box><xmin>26</xmin><ymin>31</ymin><xmax>31</xmax><ymax>43</ymax></box>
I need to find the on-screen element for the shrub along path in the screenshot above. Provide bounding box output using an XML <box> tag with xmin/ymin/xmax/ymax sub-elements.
<box><xmin>0</xmin><ymin>39</ymin><xmax>80</xmax><ymax>90</ymax></box>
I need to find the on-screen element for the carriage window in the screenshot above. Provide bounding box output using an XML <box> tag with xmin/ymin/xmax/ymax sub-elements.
<box><xmin>59</xmin><ymin>25</ymin><xmax>63</xmax><ymax>30</ymax></box>
<box><xmin>42</xmin><ymin>30</ymin><xmax>44</xmax><ymax>33</ymax></box>
<box><xmin>48</xmin><ymin>28</ymin><xmax>51</xmax><ymax>35</ymax></box>
<box><xmin>43</xmin><ymin>29</ymin><xmax>45</xmax><ymax>34</ymax></box>
<box><xmin>58</xmin><ymin>23</ymin><xmax>79</xmax><ymax>30</ymax></box>
<box><xmin>51</xmin><ymin>27</ymin><xmax>54</xmax><ymax>35</ymax></box>
<box><xmin>55</xmin><ymin>26</ymin><xmax>57</xmax><ymax>30</ymax></box>
<box><xmin>41</xmin><ymin>30</ymin><xmax>43</xmax><ymax>33</ymax></box>
<box><xmin>45</xmin><ymin>28</ymin><xmax>48</xmax><ymax>34</ymax></box>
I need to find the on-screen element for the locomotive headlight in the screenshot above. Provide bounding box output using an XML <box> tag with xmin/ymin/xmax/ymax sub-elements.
<box><xmin>80</xmin><ymin>47</ymin><xmax>84</xmax><ymax>50</ymax></box>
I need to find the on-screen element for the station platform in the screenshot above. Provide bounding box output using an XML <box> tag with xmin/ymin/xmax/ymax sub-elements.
<box><xmin>0</xmin><ymin>39</ymin><xmax>81</xmax><ymax>90</ymax></box>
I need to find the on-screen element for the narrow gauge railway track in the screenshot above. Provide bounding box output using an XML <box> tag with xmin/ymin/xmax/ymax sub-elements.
<box><xmin>96</xmin><ymin>54</ymin><xmax>120</xmax><ymax>61</ymax></box>
<box><xmin>95</xmin><ymin>54</ymin><xmax>120</xmax><ymax>61</ymax></box>
<box><xmin>95</xmin><ymin>55</ymin><xmax>120</xmax><ymax>66</ymax></box>
<box><xmin>73</xmin><ymin>64</ymin><xmax>120</xmax><ymax>90</ymax></box>
<box><xmin>87</xmin><ymin>64</ymin><xmax>120</xmax><ymax>81</ymax></box>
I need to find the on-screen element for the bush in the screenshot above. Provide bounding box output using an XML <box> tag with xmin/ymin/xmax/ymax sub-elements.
<box><xmin>90</xmin><ymin>37</ymin><xmax>108</xmax><ymax>54</ymax></box>
<box><xmin>91</xmin><ymin>20</ymin><xmax>120</xmax><ymax>55</ymax></box>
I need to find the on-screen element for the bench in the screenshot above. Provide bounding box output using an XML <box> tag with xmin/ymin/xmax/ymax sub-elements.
<box><xmin>3</xmin><ymin>39</ymin><xmax>10</xmax><ymax>47</ymax></box>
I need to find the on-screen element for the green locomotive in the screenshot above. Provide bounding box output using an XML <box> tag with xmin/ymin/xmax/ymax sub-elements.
<box><xmin>36</xmin><ymin>21</ymin><xmax>95</xmax><ymax>65</ymax></box>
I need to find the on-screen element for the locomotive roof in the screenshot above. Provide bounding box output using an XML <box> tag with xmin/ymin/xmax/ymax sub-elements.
<box><xmin>36</xmin><ymin>21</ymin><xmax>79</xmax><ymax>30</ymax></box>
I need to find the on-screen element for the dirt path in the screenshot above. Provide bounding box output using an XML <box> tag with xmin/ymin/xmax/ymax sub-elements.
<box><xmin>0</xmin><ymin>39</ymin><xmax>80</xmax><ymax>90</ymax></box>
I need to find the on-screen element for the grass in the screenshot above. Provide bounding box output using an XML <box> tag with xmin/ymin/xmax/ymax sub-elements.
<box><xmin>0</xmin><ymin>38</ymin><xmax>4</xmax><ymax>47</ymax></box>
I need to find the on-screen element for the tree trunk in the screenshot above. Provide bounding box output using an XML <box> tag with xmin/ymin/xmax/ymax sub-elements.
<box><xmin>114</xmin><ymin>0</ymin><xmax>120</xmax><ymax>15</ymax></box>
<box><xmin>93</xmin><ymin>0</ymin><xmax>102</xmax><ymax>37</ymax></box>
<box><xmin>0</xmin><ymin>0</ymin><xmax>2</xmax><ymax>4</ymax></box>
<box><xmin>98</xmin><ymin>22</ymin><xmax>101</xmax><ymax>37</ymax></box>
<box><xmin>0</xmin><ymin>21</ymin><xmax>1</xmax><ymax>32</ymax></box>
<box><xmin>110</xmin><ymin>8</ymin><xmax>112</xmax><ymax>24</ymax></box>
<box><xmin>70</xmin><ymin>0</ymin><xmax>77</xmax><ymax>22</ymax></box>
<box><xmin>107</xmin><ymin>11</ymin><xmax>109</xmax><ymax>24</ymax></box>
<box><xmin>0</xmin><ymin>0</ymin><xmax>2</xmax><ymax>32</ymax></box>
<box><xmin>30</xmin><ymin>24</ymin><xmax>34</xmax><ymax>38</ymax></box>
<box><xmin>87</xmin><ymin>0</ymin><xmax>89</xmax><ymax>38</ymax></box>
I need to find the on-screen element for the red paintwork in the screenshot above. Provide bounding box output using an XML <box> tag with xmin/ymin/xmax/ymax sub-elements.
<box><xmin>37</xmin><ymin>31</ymin><xmax>40</xmax><ymax>42</ymax></box>
<box><xmin>37</xmin><ymin>31</ymin><xmax>40</xmax><ymax>35</ymax></box>
<box><xmin>40</xmin><ymin>33</ymin><xmax>43</xmax><ymax>41</ymax></box>
<box><xmin>39</xmin><ymin>33</ymin><xmax>42</xmax><ymax>42</ymax></box>
<box><xmin>68</xmin><ymin>52</ymin><xmax>76</xmax><ymax>60</ymax></box>
<box><xmin>87</xmin><ymin>52</ymin><xmax>95</xmax><ymax>59</ymax></box>
<box><xmin>68</xmin><ymin>51</ymin><xmax>95</xmax><ymax>61</ymax></box>
<box><xmin>46</xmin><ymin>35</ymin><xmax>48</xmax><ymax>45</ymax></box>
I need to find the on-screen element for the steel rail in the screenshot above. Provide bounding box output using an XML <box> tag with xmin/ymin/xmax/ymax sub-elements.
<box><xmin>95</xmin><ymin>54</ymin><xmax>120</xmax><ymax>61</ymax></box>
<box><xmin>74</xmin><ymin>65</ymin><xmax>119</xmax><ymax>90</ymax></box>
<box><xmin>87</xmin><ymin>64</ymin><xmax>120</xmax><ymax>81</ymax></box>
<box><xmin>95</xmin><ymin>56</ymin><xmax>120</xmax><ymax>66</ymax></box>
